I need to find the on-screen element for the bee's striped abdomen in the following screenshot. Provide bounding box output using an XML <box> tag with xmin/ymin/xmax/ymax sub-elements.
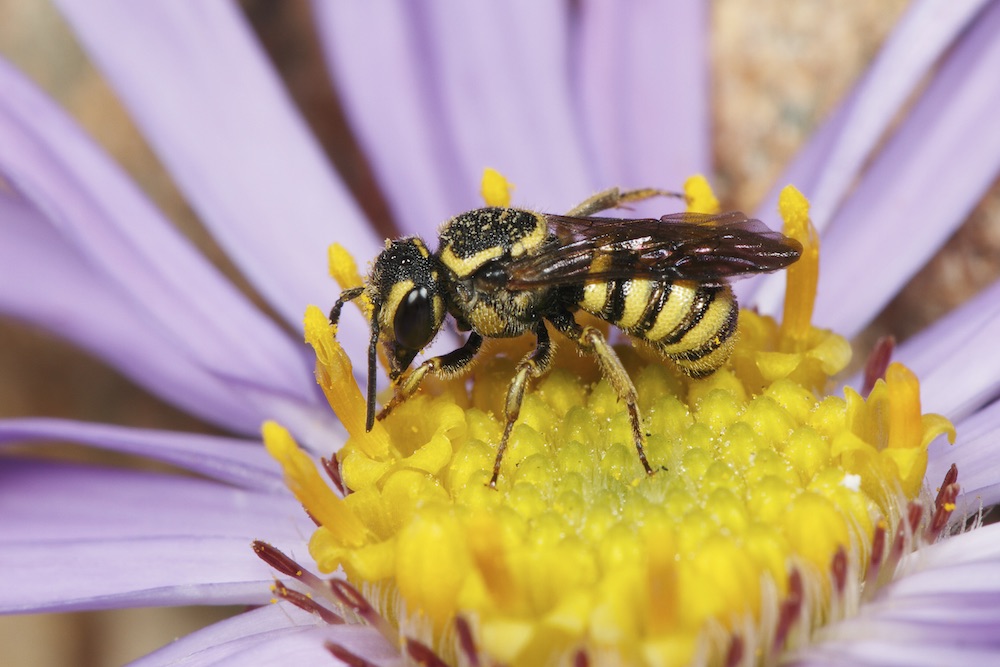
<box><xmin>577</xmin><ymin>278</ymin><xmax>739</xmax><ymax>378</ymax></box>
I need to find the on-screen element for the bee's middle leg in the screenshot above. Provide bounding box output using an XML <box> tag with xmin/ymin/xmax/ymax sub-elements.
<box><xmin>550</xmin><ymin>312</ymin><xmax>654</xmax><ymax>477</ymax></box>
<box><xmin>489</xmin><ymin>323</ymin><xmax>554</xmax><ymax>488</ymax></box>
<box><xmin>565</xmin><ymin>187</ymin><xmax>686</xmax><ymax>217</ymax></box>
<box><xmin>377</xmin><ymin>332</ymin><xmax>484</xmax><ymax>422</ymax></box>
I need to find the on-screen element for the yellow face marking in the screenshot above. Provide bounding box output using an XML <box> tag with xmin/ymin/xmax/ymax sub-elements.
<box><xmin>380</xmin><ymin>279</ymin><xmax>415</xmax><ymax>332</ymax></box>
<box><xmin>411</xmin><ymin>238</ymin><xmax>431</xmax><ymax>258</ymax></box>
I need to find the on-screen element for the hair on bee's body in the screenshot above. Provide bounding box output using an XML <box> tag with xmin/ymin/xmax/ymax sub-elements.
<box><xmin>330</xmin><ymin>187</ymin><xmax>802</xmax><ymax>487</ymax></box>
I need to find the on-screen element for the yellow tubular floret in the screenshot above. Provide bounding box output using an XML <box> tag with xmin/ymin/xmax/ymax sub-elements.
<box><xmin>263</xmin><ymin>175</ymin><xmax>955</xmax><ymax>666</ymax></box>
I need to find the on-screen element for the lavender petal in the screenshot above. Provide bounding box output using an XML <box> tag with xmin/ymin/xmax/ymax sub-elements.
<box><xmin>575</xmin><ymin>1</ymin><xmax>709</xmax><ymax>188</ymax></box>
<box><xmin>0</xmin><ymin>58</ymin><xmax>328</xmax><ymax>434</ymax></box>
<box><xmin>0</xmin><ymin>460</ymin><xmax>315</xmax><ymax>612</ymax></box>
<box><xmin>132</xmin><ymin>605</ymin><xmax>398</xmax><ymax>667</ymax></box>
<box><xmin>54</xmin><ymin>0</ymin><xmax>383</xmax><ymax>344</ymax></box>
<box><xmin>748</xmin><ymin>0</ymin><xmax>999</xmax><ymax>322</ymax></box>
<box><xmin>0</xmin><ymin>418</ymin><xmax>284</xmax><ymax>492</ymax></box>
<box><xmin>894</xmin><ymin>279</ymin><xmax>1000</xmax><ymax>421</ymax></box>
<box><xmin>789</xmin><ymin>523</ymin><xmax>1000</xmax><ymax>665</ymax></box>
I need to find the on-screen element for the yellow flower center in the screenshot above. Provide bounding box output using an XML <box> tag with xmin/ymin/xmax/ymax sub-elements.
<box><xmin>264</xmin><ymin>175</ymin><xmax>954</xmax><ymax>666</ymax></box>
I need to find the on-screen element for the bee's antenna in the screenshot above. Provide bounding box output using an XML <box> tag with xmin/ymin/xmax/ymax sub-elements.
<box><xmin>365</xmin><ymin>321</ymin><xmax>380</xmax><ymax>432</ymax></box>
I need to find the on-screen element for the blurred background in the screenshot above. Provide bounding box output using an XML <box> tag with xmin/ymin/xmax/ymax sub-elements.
<box><xmin>1</xmin><ymin>0</ymin><xmax>998</xmax><ymax>664</ymax></box>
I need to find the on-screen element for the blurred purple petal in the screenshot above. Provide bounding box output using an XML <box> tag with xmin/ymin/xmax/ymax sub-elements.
<box><xmin>809</xmin><ymin>0</ymin><xmax>1000</xmax><ymax>335</ymax></box>
<box><xmin>133</xmin><ymin>605</ymin><xmax>398</xmax><ymax>667</ymax></box>
<box><xmin>789</xmin><ymin>524</ymin><xmax>1000</xmax><ymax>665</ymax></box>
<box><xmin>403</xmin><ymin>3</ymin><xmax>592</xmax><ymax>212</ymax></box>
<box><xmin>928</xmin><ymin>398</ymin><xmax>1000</xmax><ymax>508</ymax></box>
<box><xmin>0</xmin><ymin>418</ymin><xmax>283</xmax><ymax>492</ymax></box>
<box><xmin>748</xmin><ymin>0</ymin><xmax>998</xmax><ymax>320</ymax></box>
<box><xmin>311</xmin><ymin>2</ymin><xmax>476</xmax><ymax>237</ymax></box>
<box><xmin>54</xmin><ymin>0</ymin><xmax>383</xmax><ymax>350</ymax></box>
<box><xmin>0</xmin><ymin>58</ymin><xmax>333</xmax><ymax>436</ymax></box>
<box><xmin>757</xmin><ymin>0</ymin><xmax>989</xmax><ymax>229</ymax></box>
<box><xmin>893</xmin><ymin>279</ymin><xmax>1000</xmax><ymax>421</ymax></box>
<box><xmin>0</xmin><ymin>460</ymin><xmax>314</xmax><ymax>612</ymax></box>
<box><xmin>0</xmin><ymin>194</ymin><xmax>261</xmax><ymax>432</ymax></box>
<box><xmin>576</xmin><ymin>1</ymin><xmax>708</xmax><ymax>188</ymax></box>
<box><xmin>316</xmin><ymin>3</ymin><xmax>707</xmax><ymax>232</ymax></box>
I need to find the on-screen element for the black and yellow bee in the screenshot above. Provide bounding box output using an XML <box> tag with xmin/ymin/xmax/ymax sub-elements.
<box><xmin>330</xmin><ymin>188</ymin><xmax>802</xmax><ymax>487</ymax></box>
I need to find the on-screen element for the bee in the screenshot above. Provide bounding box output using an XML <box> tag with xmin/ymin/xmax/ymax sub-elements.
<box><xmin>330</xmin><ymin>188</ymin><xmax>802</xmax><ymax>487</ymax></box>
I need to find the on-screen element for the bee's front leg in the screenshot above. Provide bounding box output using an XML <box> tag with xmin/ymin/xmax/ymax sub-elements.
<box><xmin>489</xmin><ymin>323</ymin><xmax>554</xmax><ymax>488</ymax></box>
<box><xmin>376</xmin><ymin>332</ymin><xmax>484</xmax><ymax>422</ymax></box>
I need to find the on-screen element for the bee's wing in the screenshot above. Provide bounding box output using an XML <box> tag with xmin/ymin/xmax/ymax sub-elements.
<box><xmin>505</xmin><ymin>211</ymin><xmax>802</xmax><ymax>289</ymax></box>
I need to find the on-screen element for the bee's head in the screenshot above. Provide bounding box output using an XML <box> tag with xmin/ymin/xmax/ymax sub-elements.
<box><xmin>364</xmin><ymin>238</ymin><xmax>445</xmax><ymax>426</ymax></box>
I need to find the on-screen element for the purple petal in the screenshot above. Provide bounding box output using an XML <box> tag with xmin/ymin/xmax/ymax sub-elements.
<box><xmin>893</xmin><ymin>279</ymin><xmax>1000</xmax><ymax>421</ymax></box>
<box><xmin>575</xmin><ymin>1</ymin><xmax>709</xmax><ymax>188</ymax></box>
<box><xmin>0</xmin><ymin>418</ymin><xmax>283</xmax><ymax>492</ymax></box>
<box><xmin>789</xmin><ymin>523</ymin><xmax>1000</xmax><ymax>665</ymax></box>
<box><xmin>810</xmin><ymin>0</ymin><xmax>1000</xmax><ymax>335</ymax></box>
<box><xmin>0</xmin><ymin>59</ymin><xmax>332</xmax><ymax>437</ymax></box>
<box><xmin>757</xmin><ymin>0</ymin><xmax>990</xmax><ymax>229</ymax></box>
<box><xmin>0</xmin><ymin>194</ymin><xmax>258</xmax><ymax>432</ymax></box>
<box><xmin>54</xmin><ymin>0</ymin><xmax>383</xmax><ymax>348</ymax></box>
<box><xmin>928</xmin><ymin>398</ymin><xmax>1000</xmax><ymax>509</ymax></box>
<box><xmin>401</xmin><ymin>3</ymin><xmax>592</xmax><ymax>212</ymax></box>
<box><xmin>311</xmin><ymin>2</ymin><xmax>481</xmax><ymax>237</ymax></box>
<box><xmin>0</xmin><ymin>460</ymin><xmax>314</xmax><ymax>612</ymax></box>
<box><xmin>748</xmin><ymin>0</ymin><xmax>999</xmax><ymax>323</ymax></box>
<box><xmin>133</xmin><ymin>605</ymin><xmax>398</xmax><ymax>667</ymax></box>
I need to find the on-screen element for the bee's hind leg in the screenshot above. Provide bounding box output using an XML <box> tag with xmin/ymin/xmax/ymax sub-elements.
<box><xmin>549</xmin><ymin>312</ymin><xmax>655</xmax><ymax>477</ymax></box>
<box><xmin>489</xmin><ymin>323</ymin><xmax>554</xmax><ymax>488</ymax></box>
<box><xmin>565</xmin><ymin>187</ymin><xmax>687</xmax><ymax>217</ymax></box>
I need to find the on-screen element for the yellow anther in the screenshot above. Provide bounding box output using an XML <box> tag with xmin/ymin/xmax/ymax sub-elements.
<box><xmin>328</xmin><ymin>243</ymin><xmax>372</xmax><ymax>321</ymax></box>
<box><xmin>683</xmin><ymin>174</ymin><xmax>720</xmax><ymax>214</ymax></box>
<box><xmin>262</xmin><ymin>421</ymin><xmax>369</xmax><ymax>547</ymax></box>
<box><xmin>779</xmin><ymin>185</ymin><xmax>820</xmax><ymax>347</ymax></box>
<box><xmin>303</xmin><ymin>305</ymin><xmax>389</xmax><ymax>457</ymax></box>
<box><xmin>481</xmin><ymin>168</ymin><xmax>514</xmax><ymax>207</ymax></box>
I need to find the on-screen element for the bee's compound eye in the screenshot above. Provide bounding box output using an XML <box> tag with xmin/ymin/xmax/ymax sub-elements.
<box><xmin>393</xmin><ymin>286</ymin><xmax>435</xmax><ymax>350</ymax></box>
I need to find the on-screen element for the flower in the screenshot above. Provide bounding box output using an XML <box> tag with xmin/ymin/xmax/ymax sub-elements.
<box><xmin>3</xmin><ymin>2</ymin><xmax>1000</xmax><ymax>666</ymax></box>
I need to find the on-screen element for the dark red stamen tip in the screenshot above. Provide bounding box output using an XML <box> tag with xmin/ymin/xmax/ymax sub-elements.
<box><xmin>272</xmin><ymin>581</ymin><xmax>343</xmax><ymax>625</ymax></box>
<box><xmin>302</xmin><ymin>506</ymin><xmax>321</xmax><ymax>527</ymax></box>
<box><xmin>725</xmin><ymin>635</ymin><xmax>744</xmax><ymax>667</ymax></box>
<box><xmin>454</xmin><ymin>616</ymin><xmax>481</xmax><ymax>667</ymax></box>
<box><xmin>934</xmin><ymin>464</ymin><xmax>959</xmax><ymax>509</ymax></box>
<box><xmin>907</xmin><ymin>501</ymin><xmax>924</xmax><ymax>535</ymax></box>
<box><xmin>862</xmin><ymin>335</ymin><xmax>895</xmax><ymax>397</ymax></box>
<box><xmin>325</xmin><ymin>642</ymin><xmax>379</xmax><ymax>667</ymax></box>
<box><xmin>252</xmin><ymin>540</ymin><xmax>326</xmax><ymax>590</ymax></box>
<box><xmin>831</xmin><ymin>545</ymin><xmax>848</xmax><ymax>596</ymax></box>
<box><xmin>865</xmin><ymin>521</ymin><xmax>887</xmax><ymax>588</ymax></box>
<box><xmin>322</xmin><ymin>455</ymin><xmax>350</xmax><ymax>496</ymax></box>
<box><xmin>927</xmin><ymin>479</ymin><xmax>960</xmax><ymax>543</ymax></box>
<box><xmin>252</xmin><ymin>541</ymin><xmax>305</xmax><ymax>579</ymax></box>
<box><xmin>405</xmin><ymin>638</ymin><xmax>450</xmax><ymax>667</ymax></box>
<box><xmin>773</xmin><ymin>569</ymin><xmax>803</xmax><ymax>652</ymax></box>
<box><xmin>573</xmin><ymin>648</ymin><xmax>590</xmax><ymax>667</ymax></box>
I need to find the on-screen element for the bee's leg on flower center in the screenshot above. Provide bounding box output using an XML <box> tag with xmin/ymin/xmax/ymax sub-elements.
<box><xmin>550</xmin><ymin>311</ymin><xmax>654</xmax><ymax>477</ymax></box>
<box><xmin>490</xmin><ymin>322</ymin><xmax>554</xmax><ymax>488</ymax></box>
